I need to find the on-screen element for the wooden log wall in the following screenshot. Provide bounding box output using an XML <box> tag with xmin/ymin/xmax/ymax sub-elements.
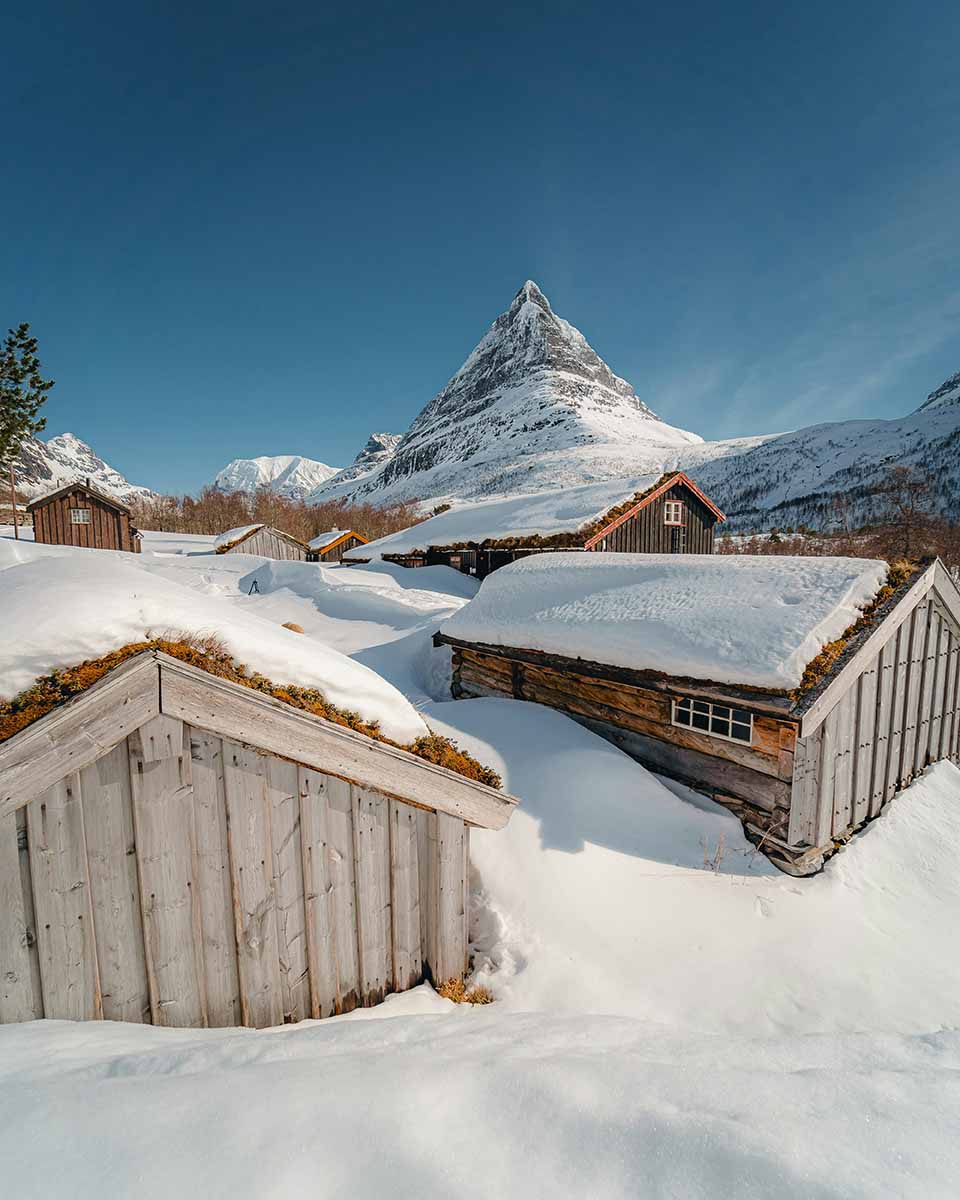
<box><xmin>789</xmin><ymin>594</ymin><xmax>960</xmax><ymax>851</ymax></box>
<box><xmin>0</xmin><ymin>720</ymin><xmax>469</xmax><ymax>1026</ymax></box>
<box><xmin>315</xmin><ymin>535</ymin><xmax>366</xmax><ymax>562</ymax></box>
<box><xmin>227</xmin><ymin>528</ymin><xmax>308</xmax><ymax>560</ymax></box>
<box><xmin>452</xmin><ymin>646</ymin><xmax>796</xmax><ymax>839</ymax></box>
<box><xmin>589</xmin><ymin>484</ymin><xmax>716</xmax><ymax>555</ymax></box>
<box><xmin>31</xmin><ymin>488</ymin><xmax>135</xmax><ymax>552</ymax></box>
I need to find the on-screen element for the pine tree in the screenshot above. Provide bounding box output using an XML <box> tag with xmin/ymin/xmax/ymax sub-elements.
<box><xmin>1</xmin><ymin>323</ymin><xmax>55</xmax><ymax>538</ymax></box>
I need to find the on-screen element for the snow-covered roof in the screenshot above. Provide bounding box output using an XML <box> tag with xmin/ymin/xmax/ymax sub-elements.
<box><xmin>213</xmin><ymin>524</ymin><xmax>264</xmax><ymax>551</ymax></box>
<box><xmin>308</xmin><ymin>528</ymin><xmax>365</xmax><ymax>551</ymax></box>
<box><xmin>346</xmin><ymin>477</ymin><xmax>663</xmax><ymax>561</ymax></box>
<box><xmin>0</xmin><ymin>542</ymin><xmax>428</xmax><ymax>743</ymax></box>
<box><xmin>439</xmin><ymin>552</ymin><xmax>889</xmax><ymax>690</ymax></box>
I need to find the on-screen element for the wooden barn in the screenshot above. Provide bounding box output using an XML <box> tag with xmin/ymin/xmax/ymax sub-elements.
<box><xmin>435</xmin><ymin>553</ymin><xmax>960</xmax><ymax>875</ymax></box>
<box><xmin>0</xmin><ymin>650</ymin><xmax>516</xmax><ymax>1027</ymax></box>
<box><xmin>347</xmin><ymin>473</ymin><xmax>724</xmax><ymax>579</ymax></box>
<box><xmin>308</xmin><ymin>528</ymin><xmax>369</xmax><ymax>562</ymax></box>
<box><xmin>214</xmin><ymin>524</ymin><xmax>309</xmax><ymax>560</ymax></box>
<box><xmin>27</xmin><ymin>479</ymin><xmax>141</xmax><ymax>553</ymax></box>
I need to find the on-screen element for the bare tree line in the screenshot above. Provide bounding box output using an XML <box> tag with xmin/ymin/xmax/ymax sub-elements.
<box><xmin>128</xmin><ymin>484</ymin><xmax>427</xmax><ymax>545</ymax></box>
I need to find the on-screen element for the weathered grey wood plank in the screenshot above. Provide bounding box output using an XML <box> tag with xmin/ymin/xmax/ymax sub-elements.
<box><xmin>883</xmin><ymin>622</ymin><xmax>910</xmax><ymax>801</ymax></box>
<box><xmin>830</xmin><ymin>689</ymin><xmax>855</xmax><ymax>837</ymax></box>
<box><xmin>26</xmin><ymin>773</ymin><xmax>102</xmax><ymax>1020</ymax></box>
<box><xmin>926</xmin><ymin>614</ymin><xmax>947</xmax><ymax>766</ymax></box>
<box><xmin>222</xmin><ymin>740</ymin><xmax>283</xmax><ymax>1029</ymax></box>
<box><xmin>80</xmin><ymin>742</ymin><xmax>150</xmax><ymax>1022</ymax></box>
<box><xmin>813</xmin><ymin>712</ymin><xmax>835</xmax><ymax>849</ymax></box>
<box><xmin>868</xmin><ymin>640</ymin><xmax>893</xmax><ymax>818</ymax></box>
<box><xmin>0</xmin><ymin>812</ymin><xmax>42</xmax><ymax>1022</ymax></box>
<box><xmin>189</xmin><ymin>729</ymin><xmax>241</xmax><ymax>1027</ymax></box>
<box><xmin>852</xmin><ymin>659</ymin><xmax>877</xmax><ymax>826</ymax></box>
<box><xmin>0</xmin><ymin>654</ymin><xmax>160</xmax><ymax>819</ymax></box>
<box><xmin>158</xmin><ymin>656</ymin><xmax>516</xmax><ymax>830</ymax></box>
<box><xmin>266</xmin><ymin>757</ymin><xmax>310</xmax><ymax>1024</ymax></box>
<box><xmin>897</xmin><ymin>605</ymin><xmax>925</xmax><ymax>786</ymax></box>
<box><xmin>389</xmin><ymin>799</ymin><xmax>422</xmax><ymax>994</ymax></box>
<box><xmin>939</xmin><ymin>634</ymin><xmax>959</xmax><ymax>762</ymax></box>
<box><xmin>352</xmin><ymin>787</ymin><xmax>392</xmax><ymax>1007</ymax></box>
<box><xmin>436</xmin><ymin>812</ymin><xmax>467</xmax><ymax>984</ymax></box>
<box><xmin>418</xmin><ymin>808</ymin><xmax>438</xmax><ymax>984</ymax></box>
<box><xmin>913</xmin><ymin>604</ymin><xmax>937</xmax><ymax>775</ymax></box>
<box><xmin>129</xmin><ymin>715</ymin><xmax>207</xmax><ymax>1027</ymax></box>
<box><xmin>299</xmin><ymin>767</ymin><xmax>338</xmax><ymax>1018</ymax></box>
<box><xmin>786</xmin><ymin>732</ymin><xmax>818</xmax><ymax>847</ymax></box>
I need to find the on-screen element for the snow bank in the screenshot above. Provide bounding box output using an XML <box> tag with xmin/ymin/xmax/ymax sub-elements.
<box><xmin>440</xmin><ymin>552</ymin><xmax>888</xmax><ymax>689</ymax></box>
<box><xmin>348</xmin><ymin>476</ymin><xmax>660</xmax><ymax>560</ymax></box>
<box><xmin>212</xmin><ymin>524</ymin><xmax>262</xmax><ymax>551</ymax></box>
<box><xmin>1</xmin><ymin>1009</ymin><xmax>957</xmax><ymax>1200</ymax></box>
<box><xmin>0</xmin><ymin>542</ymin><xmax>427</xmax><ymax>742</ymax></box>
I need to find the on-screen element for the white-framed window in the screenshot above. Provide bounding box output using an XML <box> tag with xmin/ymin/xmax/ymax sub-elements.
<box><xmin>664</xmin><ymin>500</ymin><xmax>685</xmax><ymax>525</ymax></box>
<box><xmin>70</xmin><ymin>508</ymin><xmax>92</xmax><ymax>525</ymax></box>
<box><xmin>672</xmin><ymin>697</ymin><xmax>753</xmax><ymax>744</ymax></box>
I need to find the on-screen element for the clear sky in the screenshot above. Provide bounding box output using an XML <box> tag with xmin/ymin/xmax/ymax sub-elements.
<box><xmin>3</xmin><ymin>1</ymin><xmax>958</xmax><ymax>493</ymax></box>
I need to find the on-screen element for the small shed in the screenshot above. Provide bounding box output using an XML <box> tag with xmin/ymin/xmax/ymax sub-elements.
<box><xmin>0</xmin><ymin>650</ymin><xmax>516</xmax><ymax>1027</ymax></box>
<box><xmin>27</xmin><ymin>479</ymin><xmax>141</xmax><ymax>554</ymax></box>
<box><xmin>214</xmin><ymin>524</ymin><xmax>309</xmax><ymax>560</ymax></box>
<box><xmin>308</xmin><ymin>528</ymin><xmax>369</xmax><ymax>562</ymax></box>
<box><xmin>349</xmin><ymin>473</ymin><xmax>725</xmax><ymax>579</ymax></box>
<box><xmin>435</xmin><ymin>553</ymin><xmax>960</xmax><ymax>874</ymax></box>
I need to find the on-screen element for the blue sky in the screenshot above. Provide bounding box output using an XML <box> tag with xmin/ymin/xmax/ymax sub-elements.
<box><xmin>3</xmin><ymin>1</ymin><xmax>958</xmax><ymax>493</ymax></box>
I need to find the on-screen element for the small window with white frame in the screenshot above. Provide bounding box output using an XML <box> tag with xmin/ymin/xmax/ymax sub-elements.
<box><xmin>70</xmin><ymin>508</ymin><xmax>92</xmax><ymax>525</ymax></box>
<box><xmin>663</xmin><ymin>500</ymin><xmax>685</xmax><ymax>525</ymax></box>
<box><xmin>672</xmin><ymin>697</ymin><xmax>753</xmax><ymax>744</ymax></box>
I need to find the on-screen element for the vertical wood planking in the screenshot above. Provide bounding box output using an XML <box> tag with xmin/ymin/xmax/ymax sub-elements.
<box><xmin>129</xmin><ymin>715</ymin><xmax>207</xmax><ymax>1027</ymax></box>
<box><xmin>189</xmin><ymin>730</ymin><xmax>241</xmax><ymax>1027</ymax></box>
<box><xmin>897</xmin><ymin>606</ymin><xmax>924</xmax><ymax>787</ymax></box>
<box><xmin>436</xmin><ymin>813</ymin><xmax>467</xmax><ymax>984</ymax></box>
<box><xmin>829</xmin><ymin>693</ymin><xmax>854</xmax><ymax>837</ymax></box>
<box><xmin>222</xmin><ymin>740</ymin><xmax>283</xmax><ymax>1029</ymax></box>
<box><xmin>786</xmin><ymin>733</ymin><xmax>818</xmax><ymax>846</ymax></box>
<box><xmin>852</xmin><ymin>661</ymin><xmax>877</xmax><ymax>825</ymax></box>
<box><xmin>813</xmin><ymin>714</ymin><xmax>835</xmax><ymax>849</ymax></box>
<box><xmin>869</xmin><ymin>640</ymin><xmax>893</xmax><ymax>817</ymax></box>
<box><xmin>389</xmin><ymin>800</ymin><xmax>422</xmax><ymax>993</ymax></box>
<box><xmin>940</xmin><ymin>632</ymin><xmax>959</xmax><ymax>762</ymax></box>
<box><xmin>0</xmin><ymin>812</ymin><xmax>42</xmax><ymax>1022</ymax></box>
<box><xmin>352</xmin><ymin>787</ymin><xmax>392</xmax><ymax>1006</ymax></box>
<box><xmin>80</xmin><ymin>743</ymin><xmax>150</xmax><ymax>1022</ymax></box>
<box><xmin>883</xmin><ymin>623</ymin><xmax>910</xmax><ymax>801</ymax></box>
<box><xmin>266</xmin><ymin>758</ymin><xmax>310</xmax><ymax>1023</ymax></box>
<box><xmin>913</xmin><ymin>604</ymin><xmax>937</xmax><ymax>775</ymax></box>
<box><xmin>418</xmin><ymin>809</ymin><xmax>439</xmax><ymax>984</ymax></box>
<box><xmin>927</xmin><ymin>615</ymin><xmax>948</xmax><ymax>765</ymax></box>
<box><xmin>26</xmin><ymin>774</ymin><xmax>102</xmax><ymax>1020</ymax></box>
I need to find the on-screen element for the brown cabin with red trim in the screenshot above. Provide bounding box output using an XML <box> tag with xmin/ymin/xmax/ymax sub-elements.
<box><xmin>27</xmin><ymin>479</ymin><xmax>141</xmax><ymax>554</ymax></box>
<box><xmin>397</xmin><ymin>473</ymin><xmax>725</xmax><ymax>579</ymax></box>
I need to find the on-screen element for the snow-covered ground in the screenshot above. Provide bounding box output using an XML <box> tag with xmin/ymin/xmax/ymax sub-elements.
<box><xmin>2</xmin><ymin>528</ymin><xmax>959</xmax><ymax>1198</ymax></box>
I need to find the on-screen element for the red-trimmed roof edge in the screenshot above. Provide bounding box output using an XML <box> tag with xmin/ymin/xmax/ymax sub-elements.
<box><xmin>582</xmin><ymin>472</ymin><xmax>725</xmax><ymax>550</ymax></box>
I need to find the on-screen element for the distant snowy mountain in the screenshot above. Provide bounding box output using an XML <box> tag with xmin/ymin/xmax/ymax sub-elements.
<box><xmin>319</xmin><ymin>281</ymin><xmax>703</xmax><ymax>506</ymax></box>
<box><xmin>682</xmin><ymin>370</ymin><xmax>960</xmax><ymax>530</ymax></box>
<box><xmin>12</xmin><ymin>432</ymin><xmax>153</xmax><ymax>502</ymax></box>
<box><xmin>214</xmin><ymin>455</ymin><xmax>341</xmax><ymax>499</ymax></box>
<box><xmin>309</xmin><ymin>432</ymin><xmax>402</xmax><ymax>502</ymax></box>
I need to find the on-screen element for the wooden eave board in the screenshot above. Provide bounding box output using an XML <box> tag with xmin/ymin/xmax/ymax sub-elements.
<box><xmin>316</xmin><ymin>530</ymin><xmax>369</xmax><ymax>554</ymax></box>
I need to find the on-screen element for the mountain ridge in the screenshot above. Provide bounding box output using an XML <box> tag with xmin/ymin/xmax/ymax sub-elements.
<box><xmin>12</xmin><ymin>433</ymin><xmax>153</xmax><ymax>503</ymax></box>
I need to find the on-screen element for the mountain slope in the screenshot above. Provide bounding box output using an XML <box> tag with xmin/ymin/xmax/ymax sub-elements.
<box><xmin>13</xmin><ymin>432</ymin><xmax>153</xmax><ymax>502</ymax></box>
<box><xmin>314</xmin><ymin>281</ymin><xmax>702</xmax><ymax>506</ymax></box>
<box><xmin>309</xmin><ymin>432</ymin><xmax>402</xmax><ymax>502</ymax></box>
<box><xmin>683</xmin><ymin>371</ymin><xmax>960</xmax><ymax>529</ymax></box>
<box><xmin>214</xmin><ymin>454</ymin><xmax>341</xmax><ymax>499</ymax></box>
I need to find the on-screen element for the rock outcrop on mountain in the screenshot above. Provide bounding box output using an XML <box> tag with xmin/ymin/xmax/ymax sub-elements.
<box><xmin>11</xmin><ymin>433</ymin><xmax>153</xmax><ymax>502</ymax></box>
<box><xmin>311</xmin><ymin>432</ymin><xmax>401</xmax><ymax>496</ymax></box>
<box><xmin>314</xmin><ymin>281</ymin><xmax>701</xmax><ymax>506</ymax></box>
<box><xmin>213</xmin><ymin>455</ymin><xmax>341</xmax><ymax>499</ymax></box>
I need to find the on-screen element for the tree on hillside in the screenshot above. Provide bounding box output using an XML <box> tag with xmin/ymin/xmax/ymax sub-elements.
<box><xmin>0</xmin><ymin>323</ymin><xmax>55</xmax><ymax>539</ymax></box>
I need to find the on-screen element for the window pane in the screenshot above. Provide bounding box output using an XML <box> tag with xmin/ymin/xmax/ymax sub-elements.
<box><xmin>731</xmin><ymin>723</ymin><xmax>752</xmax><ymax>742</ymax></box>
<box><xmin>691</xmin><ymin>711</ymin><xmax>710</xmax><ymax>731</ymax></box>
<box><xmin>692</xmin><ymin>700</ymin><xmax>710</xmax><ymax>715</ymax></box>
<box><xmin>732</xmin><ymin>709</ymin><xmax>751</xmax><ymax>725</ymax></box>
<box><xmin>710</xmin><ymin>716</ymin><xmax>730</xmax><ymax>737</ymax></box>
<box><xmin>711</xmin><ymin>703</ymin><xmax>731</xmax><ymax>720</ymax></box>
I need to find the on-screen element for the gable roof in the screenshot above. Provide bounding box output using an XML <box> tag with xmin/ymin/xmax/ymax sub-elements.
<box><xmin>438</xmin><ymin>551</ymin><xmax>889</xmax><ymax>693</ymax></box>
<box><xmin>25</xmin><ymin>479</ymin><xmax>132</xmax><ymax>516</ymax></box>
<box><xmin>582</xmin><ymin>472</ymin><xmax>725</xmax><ymax>550</ymax></box>
<box><xmin>214</xmin><ymin>524</ymin><xmax>309</xmax><ymax>554</ymax></box>
<box><xmin>309</xmin><ymin>529</ymin><xmax>369</xmax><ymax>553</ymax></box>
<box><xmin>0</xmin><ymin>650</ymin><xmax>518</xmax><ymax>830</ymax></box>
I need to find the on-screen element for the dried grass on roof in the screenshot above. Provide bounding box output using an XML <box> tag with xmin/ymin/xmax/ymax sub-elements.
<box><xmin>0</xmin><ymin>635</ymin><xmax>502</xmax><ymax>789</ymax></box>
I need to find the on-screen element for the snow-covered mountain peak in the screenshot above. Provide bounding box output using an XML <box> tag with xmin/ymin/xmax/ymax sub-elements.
<box><xmin>917</xmin><ymin>370</ymin><xmax>960</xmax><ymax>412</ymax></box>
<box><xmin>12</xmin><ymin>432</ymin><xmax>153</xmax><ymax>502</ymax></box>
<box><xmin>214</xmin><ymin>454</ymin><xmax>341</xmax><ymax>499</ymax></box>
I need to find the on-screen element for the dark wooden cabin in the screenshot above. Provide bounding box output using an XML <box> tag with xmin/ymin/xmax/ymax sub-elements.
<box><xmin>376</xmin><ymin>473</ymin><xmax>725</xmax><ymax>580</ymax></box>
<box><xmin>27</xmin><ymin>479</ymin><xmax>141</xmax><ymax>553</ymax></box>
<box><xmin>215</xmin><ymin>525</ymin><xmax>310</xmax><ymax>561</ymax></box>
<box><xmin>307</xmin><ymin>529</ymin><xmax>369</xmax><ymax>562</ymax></box>
<box><xmin>436</xmin><ymin>557</ymin><xmax>960</xmax><ymax>875</ymax></box>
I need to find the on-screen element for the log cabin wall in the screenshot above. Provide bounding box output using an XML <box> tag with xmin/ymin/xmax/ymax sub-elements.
<box><xmin>588</xmin><ymin>483</ymin><xmax>717</xmax><ymax>555</ymax></box>
<box><xmin>225</xmin><ymin>528</ymin><xmax>308</xmax><ymax>560</ymax></box>
<box><xmin>314</xmin><ymin>534</ymin><xmax>366</xmax><ymax>562</ymax></box>
<box><xmin>789</xmin><ymin>593</ymin><xmax>960</xmax><ymax>855</ymax></box>
<box><xmin>0</xmin><ymin>719</ymin><xmax>469</xmax><ymax>1026</ymax></box>
<box><xmin>30</xmin><ymin>486</ymin><xmax>136</xmax><ymax>553</ymax></box>
<box><xmin>451</xmin><ymin>645</ymin><xmax>796</xmax><ymax>843</ymax></box>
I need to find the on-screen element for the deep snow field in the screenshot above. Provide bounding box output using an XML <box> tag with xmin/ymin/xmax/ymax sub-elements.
<box><xmin>1</xmin><ymin>526</ymin><xmax>959</xmax><ymax>1199</ymax></box>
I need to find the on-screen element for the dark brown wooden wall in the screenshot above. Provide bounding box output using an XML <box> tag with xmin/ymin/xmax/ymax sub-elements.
<box><xmin>590</xmin><ymin>484</ymin><xmax>716</xmax><ymax>555</ymax></box>
<box><xmin>31</xmin><ymin>488</ymin><xmax>135</xmax><ymax>552</ymax></box>
<box><xmin>317</xmin><ymin>535</ymin><xmax>365</xmax><ymax>562</ymax></box>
